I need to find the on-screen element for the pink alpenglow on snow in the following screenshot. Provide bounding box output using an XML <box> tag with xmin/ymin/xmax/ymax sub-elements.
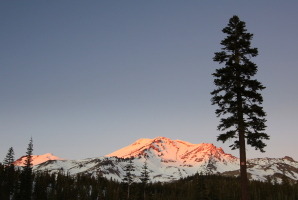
<box><xmin>13</xmin><ymin>153</ymin><xmax>65</xmax><ymax>166</ymax></box>
<box><xmin>105</xmin><ymin>136</ymin><xmax>237</xmax><ymax>166</ymax></box>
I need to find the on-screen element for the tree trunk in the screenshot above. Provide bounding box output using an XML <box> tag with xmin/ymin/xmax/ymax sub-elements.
<box><xmin>235</xmin><ymin>49</ymin><xmax>250</xmax><ymax>200</ymax></box>
<box><xmin>128</xmin><ymin>184</ymin><xmax>130</xmax><ymax>199</ymax></box>
<box><xmin>239</xmin><ymin>126</ymin><xmax>249</xmax><ymax>200</ymax></box>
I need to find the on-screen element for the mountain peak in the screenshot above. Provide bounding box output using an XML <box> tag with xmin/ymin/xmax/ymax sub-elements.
<box><xmin>106</xmin><ymin>136</ymin><xmax>237</xmax><ymax>166</ymax></box>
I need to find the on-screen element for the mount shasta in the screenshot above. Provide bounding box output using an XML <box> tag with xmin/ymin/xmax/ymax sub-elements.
<box><xmin>14</xmin><ymin>137</ymin><xmax>298</xmax><ymax>183</ymax></box>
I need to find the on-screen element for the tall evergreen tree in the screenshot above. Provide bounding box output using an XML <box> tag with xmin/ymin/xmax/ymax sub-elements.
<box><xmin>140</xmin><ymin>161</ymin><xmax>150</xmax><ymax>199</ymax></box>
<box><xmin>2</xmin><ymin>147</ymin><xmax>16</xmax><ymax>200</ymax></box>
<box><xmin>211</xmin><ymin>15</ymin><xmax>269</xmax><ymax>200</ymax></box>
<box><xmin>3</xmin><ymin>147</ymin><xmax>15</xmax><ymax>167</ymax></box>
<box><xmin>18</xmin><ymin>137</ymin><xmax>34</xmax><ymax>200</ymax></box>
<box><xmin>122</xmin><ymin>157</ymin><xmax>135</xmax><ymax>199</ymax></box>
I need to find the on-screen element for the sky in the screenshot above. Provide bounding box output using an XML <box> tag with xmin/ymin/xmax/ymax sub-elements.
<box><xmin>1</xmin><ymin>1</ymin><xmax>298</xmax><ymax>161</ymax></box>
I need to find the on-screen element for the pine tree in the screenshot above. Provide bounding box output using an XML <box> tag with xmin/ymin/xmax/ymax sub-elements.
<box><xmin>18</xmin><ymin>137</ymin><xmax>34</xmax><ymax>200</ymax></box>
<box><xmin>3</xmin><ymin>147</ymin><xmax>15</xmax><ymax>167</ymax></box>
<box><xmin>140</xmin><ymin>161</ymin><xmax>150</xmax><ymax>199</ymax></box>
<box><xmin>211</xmin><ymin>15</ymin><xmax>269</xmax><ymax>200</ymax></box>
<box><xmin>122</xmin><ymin>157</ymin><xmax>135</xmax><ymax>199</ymax></box>
<box><xmin>2</xmin><ymin>147</ymin><xmax>16</xmax><ymax>200</ymax></box>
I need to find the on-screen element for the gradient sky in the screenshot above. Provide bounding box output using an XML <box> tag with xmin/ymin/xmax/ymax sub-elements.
<box><xmin>1</xmin><ymin>1</ymin><xmax>298</xmax><ymax>161</ymax></box>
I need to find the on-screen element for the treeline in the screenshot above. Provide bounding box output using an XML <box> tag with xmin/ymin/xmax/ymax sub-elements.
<box><xmin>1</xmin><ymin>139</ymin><xmax>298</xmax><ymax>199</ymax></box>
<box><xmin>2</xmin><ymin>167</ymin><xmax>298</xmax><ymax>200</ymax></box>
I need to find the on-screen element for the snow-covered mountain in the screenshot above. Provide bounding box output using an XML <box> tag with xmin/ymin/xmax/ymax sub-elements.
<box><xmin>106</xmin><ymin>136</ymin><xmax>239</xmax><ymax>174</ymax></box>
<box><xmin>14</xmin><ymin>137</ymin><xmax>298</xmax><ymax>183</ymax></box>
<box><xmin>13</xmin><ymin>153</ymin><xmax>65</xmax><ymax>166</ymax></box>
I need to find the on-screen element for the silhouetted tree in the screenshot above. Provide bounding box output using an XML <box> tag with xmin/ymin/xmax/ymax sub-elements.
<box><xmin>140</xmin><ymin>161</ymin><xmax>150</xmax><ymax>199</ymax></box>
<box><xmin>211</xmin><ymin>15</ymin><xmax>269</xmax><ymax>200</ymax></box>
<box><xmin>3</xmin><ymin>147</ymin><xmax>15</xmax><ymax>167</ymax></box>
<box><xmin>122</xmin><ymin>157</ymin><xmax>135</xmax><ymax>199</ymax></box>
<box><xmin>18</xmin><ymin>137</ymin><xmax>33</xmax><ymax>200</ymax></box>
<box><xmin>1</xmin><ymin>147</ymin><xmax>16</xmax><ymax>200</ymax></box>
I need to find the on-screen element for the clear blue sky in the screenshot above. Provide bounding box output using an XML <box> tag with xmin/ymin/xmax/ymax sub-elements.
<box><xmin>1</xmin><ymin>1</ymin><xmax>298</xmax><ymax>161</ymax></box>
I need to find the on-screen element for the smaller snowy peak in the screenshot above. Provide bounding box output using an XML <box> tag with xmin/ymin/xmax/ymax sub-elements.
<box><xmin>248</xmin><ymin>156</ymin><xmax>298</xmax><ymax>167</ymax></box>
<box><xmin>13</xmin><ymin>153</ymin><xmax>65</xmax><ymax>166</ymax></box>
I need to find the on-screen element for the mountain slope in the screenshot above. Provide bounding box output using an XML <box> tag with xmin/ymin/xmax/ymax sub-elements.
<box><xmin>13</xmin><ymin>137</ymin><xmax>298</xmax><ymax>183</ymax></box>
<box><xmin>106</xmin><ymin>136</ymin><xmax>239</xmax><ymax>173</ymax></box>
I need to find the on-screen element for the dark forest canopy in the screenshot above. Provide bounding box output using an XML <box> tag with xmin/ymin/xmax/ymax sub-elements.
<box><xmin>1</xmin><ymin>164</ymin><xmax>297</xmax><ymax>200</ymax></box>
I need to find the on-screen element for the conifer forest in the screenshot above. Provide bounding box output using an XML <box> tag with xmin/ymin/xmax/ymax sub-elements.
<box><xmin>1</xmin><ymin>164</ymin><xmax>298</xmax><ymax>200</ymax></box>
